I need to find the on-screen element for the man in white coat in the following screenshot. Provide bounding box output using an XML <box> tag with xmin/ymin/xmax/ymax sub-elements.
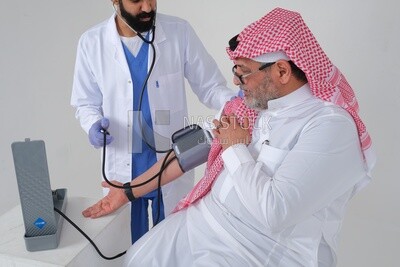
<box><xmin>82</xmin><ymin>7</ymin><xmax>376</xmax><ymax>266</ymax></box>
<box><xmin>70</xmin><ymin>0</ymin><xmax>235</xmax><ymax>243</ymax></box>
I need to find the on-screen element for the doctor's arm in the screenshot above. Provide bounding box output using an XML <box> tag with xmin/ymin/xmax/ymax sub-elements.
<box><xmin>82</xmin><ymin>151</ymin><xmax>184</xmax><ymax>218</ymax></box>
<box><xmin>70</xmin><ymin>35</ymin><xmax>104</xmax><ymax>134</ymax></box>
<box><xmin>183</xmin><ymin>21</ymin><xmax>235</xmax><ymax>110</ymax></box>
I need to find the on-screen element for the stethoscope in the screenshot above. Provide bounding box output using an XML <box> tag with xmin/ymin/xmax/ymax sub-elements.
<box><xmin>101</xmin><ymin>5</ymin><xmax>177</xmax><ymax>224</ymax></box>
<box><xmin>113</xmin><ymin>3</ymin><xmax>171</xmax><ymax>154</ymax></box>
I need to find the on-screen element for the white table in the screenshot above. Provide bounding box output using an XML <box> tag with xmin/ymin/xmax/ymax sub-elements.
<box><xmin>0</xmin><ymin>197</ymin><xmax>131</xmax><ymax>267</ymax></box>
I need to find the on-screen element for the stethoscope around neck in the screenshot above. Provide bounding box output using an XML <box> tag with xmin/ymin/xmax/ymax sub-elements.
<box><xmin>114</xmin><ymin>5</ymin><xmax>170</xmax><ymax>154</ymax></box>
<box><xmin>130</xmin><ymin>26</ymin><xmax>163</xmax><ymax>150</ymax></box>
<box><xmin>134</xmin><ymin>28</ymin><xmax>169</xmax><ymax>154</ymax></box>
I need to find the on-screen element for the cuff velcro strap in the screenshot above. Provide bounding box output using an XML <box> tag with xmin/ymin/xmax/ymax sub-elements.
<box><xmin>123</xmin><ymin>182</ymin><xmax>136</xmax><ymax>202</ymax></box>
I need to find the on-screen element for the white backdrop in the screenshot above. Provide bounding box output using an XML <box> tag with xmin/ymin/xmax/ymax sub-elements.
<box><xmin>0</xmin><ymin>1</ymin><xmax>398</xmax><ymax>266</ymax></box>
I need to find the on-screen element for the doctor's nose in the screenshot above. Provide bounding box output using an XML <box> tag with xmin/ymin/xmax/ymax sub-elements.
<box><xmin>141</xmin><ymin>0</ymin><xmax>154</xmax><ymax>13</ymax></box>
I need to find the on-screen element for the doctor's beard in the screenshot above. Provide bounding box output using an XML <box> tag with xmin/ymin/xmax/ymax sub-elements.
<box><xmin>119</xmin><ymin>0</ymin><xmax>156</xmax><ymax>33</ymax></box>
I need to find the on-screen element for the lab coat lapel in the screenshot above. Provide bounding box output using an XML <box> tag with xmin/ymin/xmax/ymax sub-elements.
<box><xmin>151</xmin><ymin>17</ymin><xmax>166</xmax><ymax>71</ymax></box>
<box><xmin>106</xmin><ymin>14</ymin><xmax>131</xmax><ymax>76</ymax></box>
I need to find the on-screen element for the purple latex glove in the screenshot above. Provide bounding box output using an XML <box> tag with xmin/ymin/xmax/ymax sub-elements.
<box><xmin>88</xmin><ymin>118</ymin><xmax>114</xmax><ymax>148</ymax></box>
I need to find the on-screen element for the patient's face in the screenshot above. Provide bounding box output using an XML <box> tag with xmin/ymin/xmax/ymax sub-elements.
<box><xmin>233</xmin><ymin>58</ymin><xmax>279</xmax><ymax>110</ymax></box>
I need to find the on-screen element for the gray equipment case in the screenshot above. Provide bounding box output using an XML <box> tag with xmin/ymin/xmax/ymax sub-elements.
<box><xmin>11</xmin><ymin>138</ymin><xmax>67</xmax><ymax>252</ymax></box>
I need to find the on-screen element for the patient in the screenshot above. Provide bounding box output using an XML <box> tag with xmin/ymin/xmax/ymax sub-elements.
<box><xmin>83</xmin><ymin>8</ymin><xmax>375</xmax><ymax>266</ymax></box>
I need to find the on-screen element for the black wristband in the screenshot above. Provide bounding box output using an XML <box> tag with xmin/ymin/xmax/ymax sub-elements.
<box><xmin>123</xmin><ymin>182</ymin><xmax>136</xmax><ymax>202</ymax></box>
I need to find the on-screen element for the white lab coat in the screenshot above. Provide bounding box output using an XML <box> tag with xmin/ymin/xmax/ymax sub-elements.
<box><xmin>71</xmin><ymin>13</ymin><xmax>235</xmax><ymax>214</ymax></box>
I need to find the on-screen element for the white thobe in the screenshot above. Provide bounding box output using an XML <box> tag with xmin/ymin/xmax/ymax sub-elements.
<box><xmin>124</xmin><ymin>84</ymin><xmax>370</xmax><ymax>267</ymax></box>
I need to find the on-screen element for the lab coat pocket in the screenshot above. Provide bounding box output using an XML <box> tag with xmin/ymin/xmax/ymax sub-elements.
<box><xmin>257</xmin><ymin>144</ymin><xmax>289</xmax><ymax>176</ymax></box>
<box><xmin>149</xmin><ymin>71</ymin><xmax>185</xmax><ymax>112</ymax></box>
<box><xmin>149</xmin><ymin>72</ymin><xmax>187</xmax><ymax>146</ymax></box>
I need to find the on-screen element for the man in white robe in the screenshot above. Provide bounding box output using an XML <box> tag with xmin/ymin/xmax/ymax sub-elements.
<box><xmin>82</xmin><ymin>7</ymin><xmax>376</xmax><ymax>267</ymax></box>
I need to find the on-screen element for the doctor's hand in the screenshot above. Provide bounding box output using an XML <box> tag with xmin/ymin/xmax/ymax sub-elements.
<box><xmin>88</xmin><ymin>118</ymin><xmax>114</xmax><ymax>148</ymax></box>
<box><xmin>213</xmin><ymin>114</ymin><xmax>251</xmax><ymax>151</ymax></box>
<box><xmin>82</xmin><ymin>181</ymin><xmax>129</xmax><ymax>219</ymax></box>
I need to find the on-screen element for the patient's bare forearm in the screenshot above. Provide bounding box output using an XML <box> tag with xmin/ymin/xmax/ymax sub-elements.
<box><xmin>130</xmin><ymin>151</ymin><xmax>183</xmax><ymax>198</ymax></box>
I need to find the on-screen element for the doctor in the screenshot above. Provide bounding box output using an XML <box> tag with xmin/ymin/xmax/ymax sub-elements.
<box><xmin>71</xmin><ymin>0</ymin><xmax>235</xmax><ymax>243</ymax></box>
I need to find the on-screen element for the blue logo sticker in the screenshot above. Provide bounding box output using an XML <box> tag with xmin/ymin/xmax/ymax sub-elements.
<box><xmin>34</xmin><ymin>218</ymin><xmax>47</xmax><ymax>229</ymax></box>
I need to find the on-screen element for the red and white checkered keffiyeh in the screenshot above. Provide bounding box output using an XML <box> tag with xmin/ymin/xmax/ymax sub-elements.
<box><xmin>173</xmin><ymin>8</ymin><xmax>375</xmax><ymax>213</ymax></box>
<box><xmin>227</xmin><ymin>7</ymin><xmax>372</xmax><ymax>152</ymax></box>
<box><xmin>173</xmin><ymin>97</ymin><xmax>258</xmax><ymax>212</ymax></box>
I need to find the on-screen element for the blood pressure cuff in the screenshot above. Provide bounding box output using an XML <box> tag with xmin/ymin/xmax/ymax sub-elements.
<box><xmin>172</xmin><ymin>125</ymin><xmax>212</xmax><ymax>173</ymax></box>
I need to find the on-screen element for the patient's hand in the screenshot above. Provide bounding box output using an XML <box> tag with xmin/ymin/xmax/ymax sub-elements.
<box><xmin>213</xmin><ymin>114</ymin><xmax>251</xmax><ymax>151</ymax></box>
<box><xmin>82</xmin><ymin>180</ymin><xmax>129</xmax><ymax>218</ymax></box>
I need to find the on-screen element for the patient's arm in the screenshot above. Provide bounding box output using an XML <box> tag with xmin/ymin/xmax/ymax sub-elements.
<box><xmin>82</xmin><ymin>151</ymin><xmax>183</xmax><ymax>218</ymax></box>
